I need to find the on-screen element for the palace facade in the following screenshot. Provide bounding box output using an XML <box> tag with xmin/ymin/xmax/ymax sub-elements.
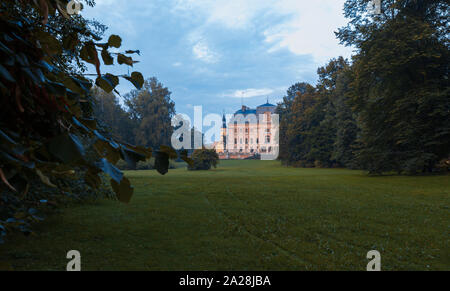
<box><xmin>214</xmin><ymin>102</ymin><xmax>278</xmax><ymax>159</ymax></box>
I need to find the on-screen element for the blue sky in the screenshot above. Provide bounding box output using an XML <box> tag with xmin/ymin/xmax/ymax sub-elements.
<box><xmin>83</xmin><ymin>0</ymin><xmax>354</xmax><ymax>117</ymax></box>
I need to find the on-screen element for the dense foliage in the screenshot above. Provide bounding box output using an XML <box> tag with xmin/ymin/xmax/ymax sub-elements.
<box><xmin>188</xmin><ymin>149</ymin><xmax>219</xmax><ymax>171</ymax></box>
<box><xmin>0</xmin><ymin>0</ymin><xmax>191</xmax><ymax>243</ymax></box>
<box><xmin>277</xmin><ymin>0</ymin><xmax>449</xmax><ymax>174</ymax></box>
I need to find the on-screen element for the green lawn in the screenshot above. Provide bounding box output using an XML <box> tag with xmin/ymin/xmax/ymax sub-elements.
<box><xmin>1</xmin><ymin>160</ymin><xmax>449</xmax><ymax>270</ymax></box>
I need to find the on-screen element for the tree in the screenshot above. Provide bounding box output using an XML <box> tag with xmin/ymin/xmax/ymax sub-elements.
<box><xmin>332</xmin><ymin>66</ymin><xmax>360</xmax><ymax>168</ymax></box>
<box><xmin>281</xmin><ymin>83</ymin><xmax>319</xmax><ymax>166</ymax></box>
<box><xmin>278</xmin><ymin>58</ymin><xmax>358</xmax><ymax>168</ymax></box>
<box><xmin>277</xmin><ymin>82</ymin><xmax>312</xmax><ymax>162</ymax></box>
<box><xmin>316</xmin><ymin>57</ymin><xmax>360</xmax><ymax>168</ymax></box>
<box><xmin>92</xmin><ymin>87</ymin><xmax>136</xmax><ymax>145</ymax></box>
<box><xmin>125</xmin><ymin>77</ymin><xmax>176</xmax><ymax>149</ymax></box>
<box><xmin>337</xmin><ymin>0</ymin><xmax>450</xmax><ymax>173</ymax></box>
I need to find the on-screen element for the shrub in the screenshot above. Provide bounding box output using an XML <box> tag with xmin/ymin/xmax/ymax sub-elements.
<box><xmin>188</xmin><ymin>149</ymin><xmax>219</xmax><ymax>171</ymax></box>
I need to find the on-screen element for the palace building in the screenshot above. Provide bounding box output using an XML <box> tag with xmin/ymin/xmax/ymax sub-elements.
<box><xmin>214</xmin><ymin>102</ymin><xmax>278</xmax><ymax>159</ymax></box>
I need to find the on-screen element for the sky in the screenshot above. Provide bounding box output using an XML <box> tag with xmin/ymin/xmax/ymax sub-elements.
<box><xmin>82</xmin><ymin>0</ymin><xmax>354</xmax><ymax>118</ymax></box>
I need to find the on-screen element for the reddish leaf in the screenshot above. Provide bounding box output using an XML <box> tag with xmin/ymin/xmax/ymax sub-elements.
<box><xmin>15</xmin><ymin>84</ymin><xmax>24</xmax><ymax>113</ymax></box>
<box><xmin>0</xmin><ymin>168</ymin><xmax>17</xmax><ymax>192</ymax></box>
<box><xmin>39</xmin><ymin>0</ymin><xmax>49</xmax><ymax>25</ymax></box>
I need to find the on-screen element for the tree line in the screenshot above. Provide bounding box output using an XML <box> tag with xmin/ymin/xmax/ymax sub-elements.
<box><xmin>277</xmin><ymin>0</ymin><xmax>449</xmax><ymax>174</ymax></box>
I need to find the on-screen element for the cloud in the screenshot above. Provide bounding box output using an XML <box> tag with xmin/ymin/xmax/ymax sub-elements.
<box><xmin>262</xmin><ymin>0</ymin><xmax>353</xmax><ymax>63</ymax></box>
<box><xmin>173</xmin><ymin>62</ymin><xmax>182</xmax><ymax>67</ymax></box>
<box><xmin>225</xmin><ymin>88</ymin><xmax>275</xmax><ymax>99</ymax></box>
<box><xmin>173</xmin><ymin>0</ymin><xmax>273</xmax><ymax>29</ymax></box>
<box><xmin>192</xmin><ymin>40</ymin><xmax>220</xmax><ymax>63</ymax></box>
<box><xmin>172</xmin><ymin>0</ymin><xmax>353</xmax><ymax>64</ymax></box>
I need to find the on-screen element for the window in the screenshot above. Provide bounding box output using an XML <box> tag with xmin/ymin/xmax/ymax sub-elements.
<box><xmin>256</xmin><ymin>138</ymin><xmax>259</xmax><ymax>144</ymax></box>
<box><xmin>245</xmin><ymin>138</ymin><xmax>248</xmax><ymax>144</ymax></box>
<box><xmin>240</xmin><ymin>138</ymin><xmax>242</xmax><ymax>144</ymax></box>
<box><xmin>250</xmin><ymin>138</ymin><xmax>253</xmax><ymax>144</ymax></box>
<box><xmin>266</xmin><ymin>136</ymin><xmax>270</xmax><ymax>143</ymax></box>
<box><xmin>234</xmin><ymin>138</ymin><xmax>237</xmax><ymax>145</ymax></box>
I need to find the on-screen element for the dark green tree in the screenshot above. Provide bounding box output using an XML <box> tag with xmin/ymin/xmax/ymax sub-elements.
<box><xmin>337</xmin><ymin>0</ymin><xmax>450</xmax><ymax>173</ymax></box>
<box><xmin>277</xmin><ymin>82</ymin><xmax>313</xmax><ymax>162</ymax></box>
<box><xmin>125</xmin><ymin>77</ymin><xmax>176</xmax><ymax>150</ymax></box>
<box><xmin>281</xmin><ymin>83</ymin><xmax>319</xmax><ymax>166</ymax></box>
<box><xmin>332</xmin><ymin>67</ymin><xmax>360</xmax><ymax>168</ymax></box>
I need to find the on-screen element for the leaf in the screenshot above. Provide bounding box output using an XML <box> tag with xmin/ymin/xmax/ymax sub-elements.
<box><xmin>101</xmin><ymin>48</ymin><xmax>114</xmax><ymax>65</ymax></box>
<box><xmin>0</xmin><ymin>41</ymin><xmax>14</xmax><ymax>55</ymax></box>
<box><xmin>122</xmin><ymin>71</ymin><xmax>144</xmax><ymax>89</ymax></box>
<box><xmin>15</xmin><ymin>84</ymin><xmax>24</xmax><ymax>112</ymax></box>
<box><xmin>125</xmin><ymin>145</ymin><xmax>152</xmax><ymax>159</ymax></box>
<box><xmin>45</xmin><ymin>81</ymin><xmax>67</xmax><ymax>97</ymax></box>
<box><xmin>0</xmin><ymin>168</ymin><xmax>17</xmax><ymax>192</ymax></box>
<box><xmin>110</xmin><ymin>177</ymin><xmax>133</xmax><ymax>203</ymax></box>
<box><xmin>80</xmin><ymin>41</ymin><xmax>98</xmax><ymax>65</ymax></box>
<box><xmin>39</xmin><ymin>0</ymin><xmax>49</xmax><ymax>25</ymax></box>
<box><xmin>0</xmin><ymin>64</ymin><xmax>15</xmax><ymax>82</ymax></box>
<box><xmin>0</xmin><ymin>129</ymin><xmax>18</xmax><ymax>146</ymax></box>
<box><xmin>154</xmin><ymin>151</ymin><xmax>169</xmax><ymax>175</ymax></box>
<box><xmin>93</xmin><ymin>140</ymin><xmax>121</xmax><ymax>165</ymax></box>
<box><xmin>72</xmin><ymin>116</ymin><xmax>90</xmax><ymax>132</ymax></box>
<box><xmin>96</xmin><ymin>74</ymin><xmax>119</xmax><ymax>93</ymax></box>
<box><xmin>117</xmin><ymin>53</ymin><xmax>134</xmax><ymax>66</ymax></box>
<box><xmin>95</xmin><ymin>158</ymin><xmax>123</xmax><ymax>183</ymax></box>
<box><xmin>94</xmin><ymin>49</ymin><xmax>101</xmax><ymax>77</ymax></box>
<box><xmin>62</xmin><ymin>32</ymin><xmax>79</xmax><ymax>51</ymax></box>
<box><xmin>38</xmin><ymin>60</ymin><xmax>56</xmax><ymax>72</ymax></box>
<box><xmin>107</xmin><ymin>35</ymin><xmax>122</xmax><ymax>48</ymax></box>
<box><xmin>120</xmin><ymin>146</ymin><xmax>146</xmax><ymax>169</ymax></box>
<box><xmin>79</xmin><ymin>118</ymin><xmax>97</xmax><ymax>130</ymax></box>
<box><xmin>47</xmin><ymin>133</ymin><xmax>85</xmax><ymax>164</ymax></box>
<box><xmin>35</xmin><ymin>30</ymin><xmax>61</xmax><ymax>56</ymax></box>
<box><xmin>159</xmin><ymin>145</ymin><xmax>178</xmax><ymax>159</ymax></box>
<box><xmin>71</xmin><ymin>77</ymin><xmax>92</xmax><ymax>93</ymax></box>
<box><xmin>56</xmin><ymin>0</ymin><xmax>70</xmax><ymax>19</ymax></box>
<box><xmin>125</xmin><ymin>50</ymin><xmax>140</xmax><ymax>55</ymax></box>
<box><xmin>35</xmin><ymin>169</ymin><xmax>56</xmax><ymax>188</ymax></box>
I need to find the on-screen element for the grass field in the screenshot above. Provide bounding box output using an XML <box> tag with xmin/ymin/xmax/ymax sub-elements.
<box><xmin>0</xmin><ymin>160</ymin><xmax>449</xmax><ymax>270</ymax></box>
